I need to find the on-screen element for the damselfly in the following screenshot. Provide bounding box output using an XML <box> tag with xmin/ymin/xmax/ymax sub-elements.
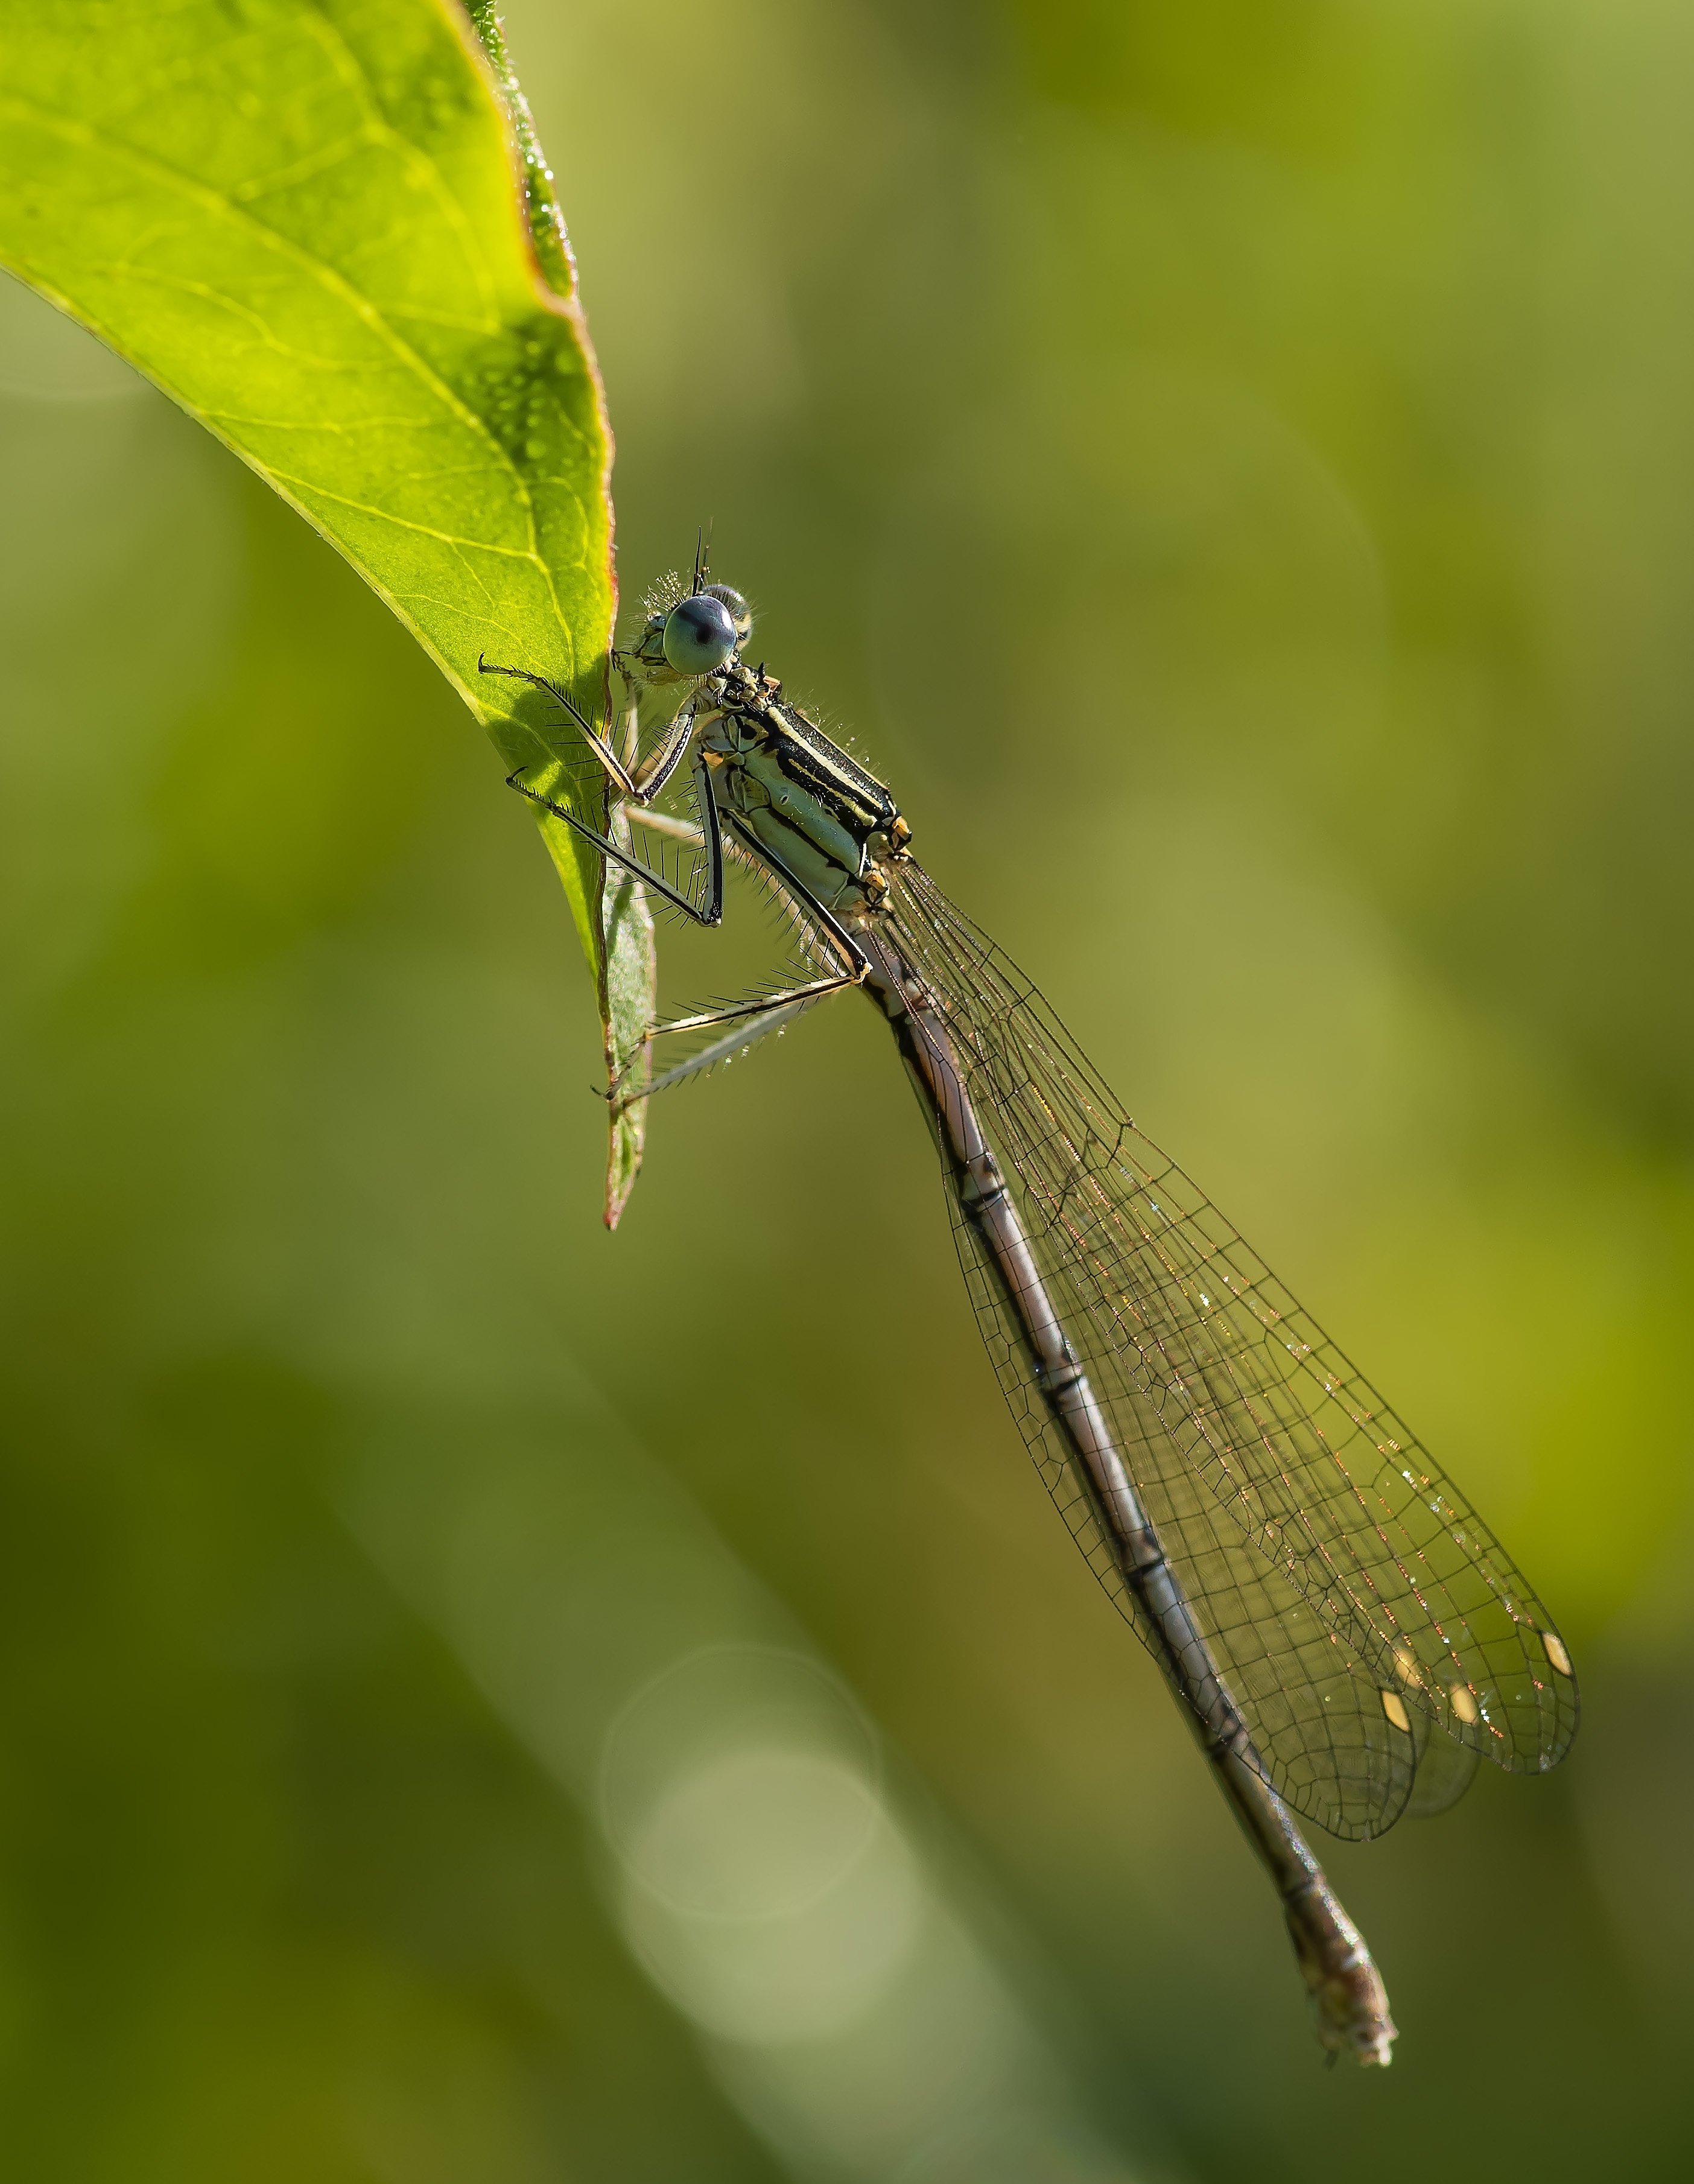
<box><xmin>482</xmin><ymin>562</ymin><xmax>1579</xmax><ymax>2066</ymax></box>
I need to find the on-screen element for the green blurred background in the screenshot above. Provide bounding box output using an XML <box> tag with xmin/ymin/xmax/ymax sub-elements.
<box><xmin>2</xmin><ymin>0</ymin><xmax>1691</xmax><ymax>2175</ymax></box>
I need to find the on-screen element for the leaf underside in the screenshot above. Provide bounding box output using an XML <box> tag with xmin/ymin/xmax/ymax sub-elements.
<box><xmin>0</xmin><ymin>0</ymin><xmax>652</xmax><ymax>1222</ymax></box>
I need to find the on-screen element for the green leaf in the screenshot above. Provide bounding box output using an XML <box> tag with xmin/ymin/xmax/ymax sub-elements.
<box><xmin>0</xmin><ymin>0</ymin><xmax>652</xmax><ymax>1223</ymax></box>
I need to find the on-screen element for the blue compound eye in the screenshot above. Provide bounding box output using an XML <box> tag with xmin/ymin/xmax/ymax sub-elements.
<box><xmin>703</xmin><ymin>583</ymin><xmax>753</xmax><ymax>647</ymax></box>
<box><xmin>662</xmin><ymin>593</ymin><xmax>738</xmax><ymax>676</ymax></box>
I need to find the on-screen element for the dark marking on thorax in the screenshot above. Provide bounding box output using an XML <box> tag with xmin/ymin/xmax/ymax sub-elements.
<box><xmin>709</xmin><ymin>667</ymin><xmax>902</xmax><ymax>851</ymax></box>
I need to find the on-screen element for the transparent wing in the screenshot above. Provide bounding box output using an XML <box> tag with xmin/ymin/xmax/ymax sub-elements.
<box><xmin>889</xmin><ymin>863</ymin><xmax>1578</xmax><ymax>1841</ymax></box>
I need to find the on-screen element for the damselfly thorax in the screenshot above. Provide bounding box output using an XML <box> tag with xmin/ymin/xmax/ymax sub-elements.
<box><xmin>693</xmin><ymin>656</ymin><xmax>910</xmax><ymax>918</ymax></box>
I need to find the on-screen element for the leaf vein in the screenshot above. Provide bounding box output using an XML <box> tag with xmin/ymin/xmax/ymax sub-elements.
<box><xmin>0</xmin><ymin>86</ymin><xmax>577</xmax><ymax>665</ymax></box>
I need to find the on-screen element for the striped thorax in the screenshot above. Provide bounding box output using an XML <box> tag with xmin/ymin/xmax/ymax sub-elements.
<box><xmin>693</xmin><ymin>658</ymin><xmax>912</xmax><ymax>916</ymax></box>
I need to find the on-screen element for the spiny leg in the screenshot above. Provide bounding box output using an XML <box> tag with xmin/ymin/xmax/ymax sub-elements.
<box><xmin>479</xmin><ymin>656</ymin><xmax>640</xmax><ymax>799</ymax></box>
<box><xmin>480</xmin><ymin>656</ymin><xmax>699</xmax><ymax>805</ymax></box>
<box><xmin>624</xmin><ymin>987</ymin><xmax>856</xmax><ymax>1108</ymax></box>
<box><xmin>611</xmin><ymin>845</ymin><xmax>873</xmax><ymax>1111</ymax></box>
<box><xmin>621</xmin><ymin>805</ymin><xmax>703</xmax><ymax>847</ymax></box>
<box><xmin>508</xmin><ymin>739</ymin><xmax>726</xmax><ymax>927</ymax></box>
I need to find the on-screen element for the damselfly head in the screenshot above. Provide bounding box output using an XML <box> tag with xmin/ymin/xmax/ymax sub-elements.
<box><xmin>624</xmin><ymin>572</ymin><xmax>752</xmax><ymax>684</ymax></box>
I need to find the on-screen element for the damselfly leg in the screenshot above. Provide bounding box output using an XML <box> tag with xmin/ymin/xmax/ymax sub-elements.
<box><xmin>482</xmin><ymin>658</ymin><xmax>726</xmax><ymax>926</ymax></box>
<box><xmin>483</xmin><ymin>651</ymin><xmax>869</xmax><ymax>1108</ymax></box>
<box><xmin>480</xmin><ymin>657</ymin><xmax>699</xmax><ymax>805</ymax></box>
<box><xmin>608</xmin><ymin>842</ymin><xmax>871</xmax><ymax>1108</ymax></box>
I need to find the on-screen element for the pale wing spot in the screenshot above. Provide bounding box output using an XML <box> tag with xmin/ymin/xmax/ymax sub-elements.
<box><xmin>1380</xmin><ymin>1690</ymin><xmax>1412</xmax><ymax>1735</ymax></box>
<box><xmin>1449</xmin><ymin>1683</ymin><xmax>1480</xmax><ymax>1725</ymax></box>
<box><xmin>1392</xmin><ymin>1641</ymin><xmax>1421</xmax><ymax>1687</ymax></box>
<box><xmin>1543</xmin><ymin>1632</ymin><xmax>1573</xmax><ymax>1678</ymax></box>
